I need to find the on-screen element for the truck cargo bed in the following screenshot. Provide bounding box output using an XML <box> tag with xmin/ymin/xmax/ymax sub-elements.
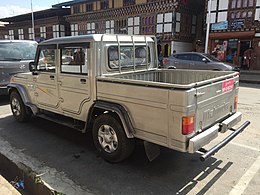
<box><xmin>99</xmin><ymin>69</ymin><xmax>239</xmax><ymax>89</ymax></box>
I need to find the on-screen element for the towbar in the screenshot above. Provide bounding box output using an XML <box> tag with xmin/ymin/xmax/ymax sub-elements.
<box><xmin>200</xmin><ymin>121</ymin><xmax>250</xmax><ymax>162</ymax></box>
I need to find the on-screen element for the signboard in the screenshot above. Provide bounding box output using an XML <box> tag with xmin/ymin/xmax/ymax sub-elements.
<box><xmin>231</xmin><ymin>19</ymin><xmax>245</xmax><ymax>29</ymax></box>
<box><xmin>211</xmin><ymin>21</ymin><xmax>228</xmax><ymax>30</ymax></box>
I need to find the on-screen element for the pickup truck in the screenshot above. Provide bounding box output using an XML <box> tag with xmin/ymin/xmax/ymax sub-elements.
<box><xmin>8</xmin><ymin>34</ymin><xmax>249</xmax><ymax>163</ymax></box>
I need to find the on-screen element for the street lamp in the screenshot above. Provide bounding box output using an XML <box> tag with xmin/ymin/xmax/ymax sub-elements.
<box><xmin>31</xmin><ymin>0</ymin><xmax>35</xmax><ymax>40</ymax></box>
<box><xmin>205</xmin><ymin>0</ymin><xmax>212</xmax><ymax>53</ymax></box>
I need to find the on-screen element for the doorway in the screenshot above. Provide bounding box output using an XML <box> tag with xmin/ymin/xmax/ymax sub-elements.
<box><xmin>239</xmin><ymin>41</ymin><xmax>251</xmax><ymax>67</ymax></box>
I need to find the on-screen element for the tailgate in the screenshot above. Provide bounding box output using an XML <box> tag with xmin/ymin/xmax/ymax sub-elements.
<box><xmin>195</xmin><ymin>75</ymin><xmax>239</xmax><ymax>131</ymax></box>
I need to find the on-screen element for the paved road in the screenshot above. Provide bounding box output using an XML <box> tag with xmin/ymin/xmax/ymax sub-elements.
<box><xmin>0</xmin><ymin>83</ymin><xmax>259</xmax><ymax>195</ymax></box>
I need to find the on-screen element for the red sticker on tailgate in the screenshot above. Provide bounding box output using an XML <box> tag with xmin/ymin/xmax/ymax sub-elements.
<box><xmin>222</xmin><ymin>79</ymin><xmax>234</xmax><ymax>92</ymax></box>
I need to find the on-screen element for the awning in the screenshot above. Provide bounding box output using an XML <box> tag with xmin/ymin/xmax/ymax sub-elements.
<box><xmin>209</xmin><ymin>31</ymin><xmax>255</xmax><ymax>39</ymax></box>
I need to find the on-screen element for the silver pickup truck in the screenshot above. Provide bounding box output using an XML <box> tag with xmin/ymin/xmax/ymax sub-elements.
<box><xmin>8</xmin><ymin>34</ymin><xmax>249</xmax><ymax>162</ymax></box>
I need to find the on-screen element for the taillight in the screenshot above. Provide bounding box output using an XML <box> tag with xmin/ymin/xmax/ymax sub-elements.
<box><xmin>182</xmin><ymin>116</ymin><xmax>194</xmax><ymax>135</ymax></box>
<box><xmin>234</xmin><ymin>95</ymin><xmax>238</xmax><ymax>110</ymax></box>
<box><xmin>163</xmin><ymin>59</ymin><xmax>170</xmax><ymax>64</ymax></box>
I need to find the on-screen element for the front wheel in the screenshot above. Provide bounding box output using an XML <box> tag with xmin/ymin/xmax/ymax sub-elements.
<box><xmin>10</xmin><ymin>91</ymin><xmax>31</xmax><ymax>122</ymax></box>
<box><xmin>92</xmin><ymin>114</ymin><xmax>135</xmax><ymax>163</ymax></box>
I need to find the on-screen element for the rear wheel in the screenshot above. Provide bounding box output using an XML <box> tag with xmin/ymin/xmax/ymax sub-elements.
<box><xmin>92</xmin><ymin>114</ymin><xmax>135</xmax><ymax>163</ymax></box>
<box><xmin>10</xmin><ymin>91</ymin><xmax>31</xmax><ymax>122</ymax></box>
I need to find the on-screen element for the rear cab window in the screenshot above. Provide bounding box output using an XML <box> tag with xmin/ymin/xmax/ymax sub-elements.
<box><xmin>107</xmin><ymin>45</ymin><xmax>151</xmax><ymax>71</ymax></box>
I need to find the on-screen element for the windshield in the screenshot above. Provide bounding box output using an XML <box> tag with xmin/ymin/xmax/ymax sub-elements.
<box><xmin>204</xmin><ymin>54</ymin><xmax>221</xmax><ymax>62</ymax></box>
<box><xmin>0</xmin><ymin>41</ymin><xmax>37</xmax><ymax>61</ymax></box>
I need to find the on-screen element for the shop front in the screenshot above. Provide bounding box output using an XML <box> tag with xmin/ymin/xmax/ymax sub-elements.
<box><xmin>209</xmin><ymin>31</ymin><xmax>257</xmax><ymax>69</ymax></box>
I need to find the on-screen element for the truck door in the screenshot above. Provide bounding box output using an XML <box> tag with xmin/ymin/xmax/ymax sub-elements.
<box><xmin>34</xmin><ymin>45</ymin><xmax>59</xmax><ymax>108</ymax></box>
<box><xmin>58</xmin><ymin>43</ymin><xmax>91</xmax><ymax>115</ymax></box>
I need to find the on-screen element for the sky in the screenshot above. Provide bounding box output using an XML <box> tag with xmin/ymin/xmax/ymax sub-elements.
<box><xmin>0</xmin><ymin>0</ymin><xmax>69</xmax><ymax>18</ymax></box>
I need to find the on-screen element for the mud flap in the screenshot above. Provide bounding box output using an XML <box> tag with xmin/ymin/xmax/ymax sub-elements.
<box><xmin>144</xmin><ymin>141</ymin><xmax>161</xmax><ymax>161</ymax></box>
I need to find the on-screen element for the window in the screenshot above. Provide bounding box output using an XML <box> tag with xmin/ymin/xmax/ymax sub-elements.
<box><xmin>242</xmin><ymin>11</ymin><xmax>247</xmax><ymax>18</ymax></box>
<box><xmin>53</xmin><ymin>25</ymin><xmax>65</xmax><ymax>38</ymax></box>
<box><xmin>87</xmin><ymin>23</ymin><xmax>95</xmax><ymax>34</ymax></box>
<box><xmin>191</xmin><ymin>15</ymin><xmax>196</xmax><ymax>34</ymax></box>
<box><xmin>71</xmin><ymin>24</ymin><xmax>78</xmax><ymax>36</ymax></box>
<box><xmin>243</xmin><ymin>0</ymin><xmax>248</xmax><ymax>7</ymax></box>
<box><xmin>115</xmin><ymin>19</ymin><xmax>127</xmax><ymax>34</ymax></box>
<box><xmin>36</xmin><ymin>47</ymin><xmax>56</xmax><ymax>72</ymax></box>
<box><xmin>231</xmin><ymin>0</ymin><xmax>236</xmax><ymax>8</ymax></box>
<box><xmin>106</xmin><ymin>20</ymin><xmax>114</xmax><ymax>34</ymax></box>
<box><xmin>237</xmin><ymin>0</ymin><xmax>242</xmax><ymax>8</ymax></box>
<box><xmin>123</xmin><ymin>0</ymin><xmax>135</xmax><ymax>6</ymax></box>
<box><xmin>28</xmin><ymin>28</ymin><xmax>34</xmax><ymax>40</ymax></box>
<box><xmin>40</xmin><ymin>26</ymin><xmax>46</xmax><ymax>38</ymax></box>
<box><xmin>18</xmin><ymin>29</ymin><xmax>24</xmax><ymax>40</ymax></box>
<box><xmin>100</xmin><ymin>0</ymin><xmax>108</xmax><ymax>10</ymax></box>
<box><xmin>60</xmin><ymin>46</ymin><xmax>87</xmax><ymax>75</ymax></box>
<box><xmin>190</xmin><ymin>54</ymin><xmax>203</xmax><ymax>62</ymax></box>
<box><xmin>86</xmin><ymin>3</ymin><xmax>93</xmax><ymax>12</ymax></box>
<box><xmin>108</xmin><ymin>45</ymin><xmax>150</xmax><ymax>70</ymax></box>
<box><xmin>248</xmin><ymin>11</ymin><xmax>253</xmax><ymax>17</ymax></box>
<box><xmin>236</xmin><ymin>11</ymin><xmax>241</xmax><ymax>18</ymax></box>
<box><xmin>248</xmin><ymin>0</ymin><xmax>254</xmax><ymax>6</ymax></box>
<box><xmin>231</xmin><ymin>12</ymin><xmax>235</xmax><ymax>19</ymax></box>
<box><xmin>176</xmin><ymin>12</ymin><xmax>181</xmax><ymax>33</ymax></box>
<box><xmin>176</xmin><ymin>54</ymin><xmax>190</xmax><ymax>60</ymax></box>
<box><xmin>73</xmin><ymin>5</ymin><xmax>80</xmax><ymax>14</ymax></box>
<box><xmin>128</xmin><ymin>17</ymin><xmax>140</xmax><ymax>35</ymax></box>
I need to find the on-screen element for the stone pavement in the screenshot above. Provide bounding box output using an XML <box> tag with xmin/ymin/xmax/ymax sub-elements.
<box><xmin>239</xmin><ymin>70</ymin><xmax>260</xmax><ymax>84</ymax></box>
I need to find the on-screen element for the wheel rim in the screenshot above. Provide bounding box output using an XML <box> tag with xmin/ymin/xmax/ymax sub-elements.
<box><xmin>11</xmin><ymin>97</ymin><xmax>21</xmax><ymax>116</ymax></box>
<box><xmin>98</xmin><ymin>125</ymin><xmax>118</xmax><ymax>153</ymax></box>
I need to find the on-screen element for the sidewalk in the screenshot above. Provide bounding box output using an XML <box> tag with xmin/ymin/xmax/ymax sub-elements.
<box><xmin>239</xmin><ymin>70</ymin><xmax>260</xmax><ymax>84</ymax></box>
<box><xmin>0</xmin><ymin>175</ymin><xmax>21</xmax><ymax>195</ymax></box>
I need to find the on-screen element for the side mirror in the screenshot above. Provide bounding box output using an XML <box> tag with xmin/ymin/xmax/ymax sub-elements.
<box><xmin>202</xmin><ymin>58</ymin><xmax>208</xmax><ymax>63</ymax></box>
<box><xmin>29</xmin><ymin>61</ymin><xmax>36</xmax><ymax>72</ymax></box>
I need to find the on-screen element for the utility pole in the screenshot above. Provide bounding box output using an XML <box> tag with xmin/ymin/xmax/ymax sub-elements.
<box><xmin>31</xmin><ymin>0</ymin><xmax>35</xmax><ymax>40</ymax></box>
<box><xmin>205</xmin><ymin>0</ymin><xmax>212</xmax><ymax>53</ymax></box>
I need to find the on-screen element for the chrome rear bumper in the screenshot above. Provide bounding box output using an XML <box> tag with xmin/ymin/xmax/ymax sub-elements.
<box><xmin>188</xmin><ymin>112</ymin><xmax>243</xmax><ymax>154</ymax></box>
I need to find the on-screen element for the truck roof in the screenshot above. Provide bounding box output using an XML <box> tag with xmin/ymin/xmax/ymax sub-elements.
<box><xmin>39</xmin><ymin>34</ymin><xmax>155</xmax><ymax>46</ymax></box>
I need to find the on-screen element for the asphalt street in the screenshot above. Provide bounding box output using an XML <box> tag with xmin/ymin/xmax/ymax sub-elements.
<box><xmin>0</xmin><ymin>83</ymin><xmax>259</xmax><ymax>195</ymax></box>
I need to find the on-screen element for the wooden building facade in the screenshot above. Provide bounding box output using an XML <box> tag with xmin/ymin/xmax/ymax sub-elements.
<box><xmin>206</xmin><ymin>0</ymin><xmax>260</xmax><ymax>70</ymax></box>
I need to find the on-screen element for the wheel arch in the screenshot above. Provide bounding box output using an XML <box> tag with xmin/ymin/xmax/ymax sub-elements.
<box><xmin>8</xmin><ymin>84</ymin><xmax>38</xmax><ymax>115</ymax></box>
<box><xmin>86</xmin><ymin>100</ymin><xmax>135</xmax><ymax>138</ymax></box>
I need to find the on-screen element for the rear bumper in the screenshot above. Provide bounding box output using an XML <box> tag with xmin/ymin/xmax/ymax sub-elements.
<box><xmin>188</xmin><ymin>112</ymin><xmax>242</xmax><ymax>153</ymax></box>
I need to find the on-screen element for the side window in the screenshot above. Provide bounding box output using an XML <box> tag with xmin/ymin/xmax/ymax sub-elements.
<box><xmin>190</xmin><ymin>54</ymin><xmax>203</xmax><ymax>62</ymax></box>
<box><xmin>36</xmin><ymin>48</ymin><xmax>56</xmax><ymax>72</ymax></box>
<box><xmin>178</xmin><ymin>54</ymin><xmax>190</xmax><ymax>60</ymax></box>
<box><xmin>60</xmin><ymin>47</ymin><xmax>87</xmax><ymax>75</ymax></box>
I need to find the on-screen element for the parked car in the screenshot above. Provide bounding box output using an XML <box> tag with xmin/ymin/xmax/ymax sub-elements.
<box><xmin>0</xmin><ymin>40</ymin><xmax>37</xmax><ymax>95</ymax></box>
<box><xmin>163</xmin><ymin>52</ymin><xmax>239</xmax><ymax>71</ymax></box>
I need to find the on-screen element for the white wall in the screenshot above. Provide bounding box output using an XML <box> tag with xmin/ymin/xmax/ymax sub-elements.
<box><xmin>218</xmin><ymin>0</ymin><xmax>229</xmax><ymax>10</ymax></box>
<box><xmin>218</xmin><ymin>12</ymin><xmax>228</xmax><ymax>22</ymax></box>
<box><xmin>208</xmin><ymin>0</ymin><xmax>217</xmax><ymax>11</ymax></box>
<box><xmin>257</xmin><ymin>0</ymin><xmax>260</xmax><ymax>6</ymax></box>
<box><xmin>255</xmin><ymin>8</ymin><xmax>260</xmax><ymax>21</ymax></box>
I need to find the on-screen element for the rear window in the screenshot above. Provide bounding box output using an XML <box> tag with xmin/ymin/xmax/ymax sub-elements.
<box><xmin>0</xmin><ymin>41</ymin><xmax>37</xmax><ymax>61</ymax></box>
<box><xmin>108</xmin><ymin>45</ymin><xmax>151</xmax><ymax>70</ymax></box>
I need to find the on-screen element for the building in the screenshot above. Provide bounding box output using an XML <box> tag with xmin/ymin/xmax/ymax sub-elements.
<box><xmin>0</xmin><ymin>0</ymin><xmax>205</xmax><ymax>57</ymax></box>
<box><xmin>53</xmin><ymin>0</ymin><xmax>205</xmax><ymax>56</ymax></box>
<box><xmin>206</xmin><ymin>0</ymin><xmax>260</xmax><ymax>70</ymax></box>
<box><xmin>0</xmin><ymin>7</ymin><xmax>70</xmax><ymax>42</ymax></box>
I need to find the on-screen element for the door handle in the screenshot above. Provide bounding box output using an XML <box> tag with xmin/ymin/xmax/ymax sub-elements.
<box><xmin>57</xmin><ymin>81</ymin><xmax>62</xmax><ymax>85</ymax></box>
<box><xmin>80</xmin><ymin>79</ymin><xmax>86</xmax><ymax>84</ymax></box>
<box><xmin>50</xmin><ymin>75</ymin><xmax>55</xmax><ymax>80</ymax></box>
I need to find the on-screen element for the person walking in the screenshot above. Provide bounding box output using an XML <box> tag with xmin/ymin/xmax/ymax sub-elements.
<box><xmin>158</xmin><ymin>50</ymin><xmax>164</xmax><ymax>68</ymax></box>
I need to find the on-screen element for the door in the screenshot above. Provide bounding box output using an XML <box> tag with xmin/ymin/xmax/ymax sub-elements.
<box><xmin>58</xmin><ymin>43</ymin><xmax>91</xmax><ymax>115</ymax></box>
<box><xmin>34</xmin><ymin>46</ymin><xmax>59</xmax><ymax>108</ymax></box>
<box><xmin>189</xmin><ymin>54</ymin><xmax>208</xmax><ymax>70</ymax></box>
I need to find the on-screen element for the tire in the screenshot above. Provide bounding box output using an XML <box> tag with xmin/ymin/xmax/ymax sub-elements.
<box><xmin>10</xmin><ymin>91</ymin><xmax>31</xmax><ymax>122</ymax></box>
<box><xmin>92</xmin><ymin>114</ymin><xmax>135</xmax><ymax>163</ymax></box>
